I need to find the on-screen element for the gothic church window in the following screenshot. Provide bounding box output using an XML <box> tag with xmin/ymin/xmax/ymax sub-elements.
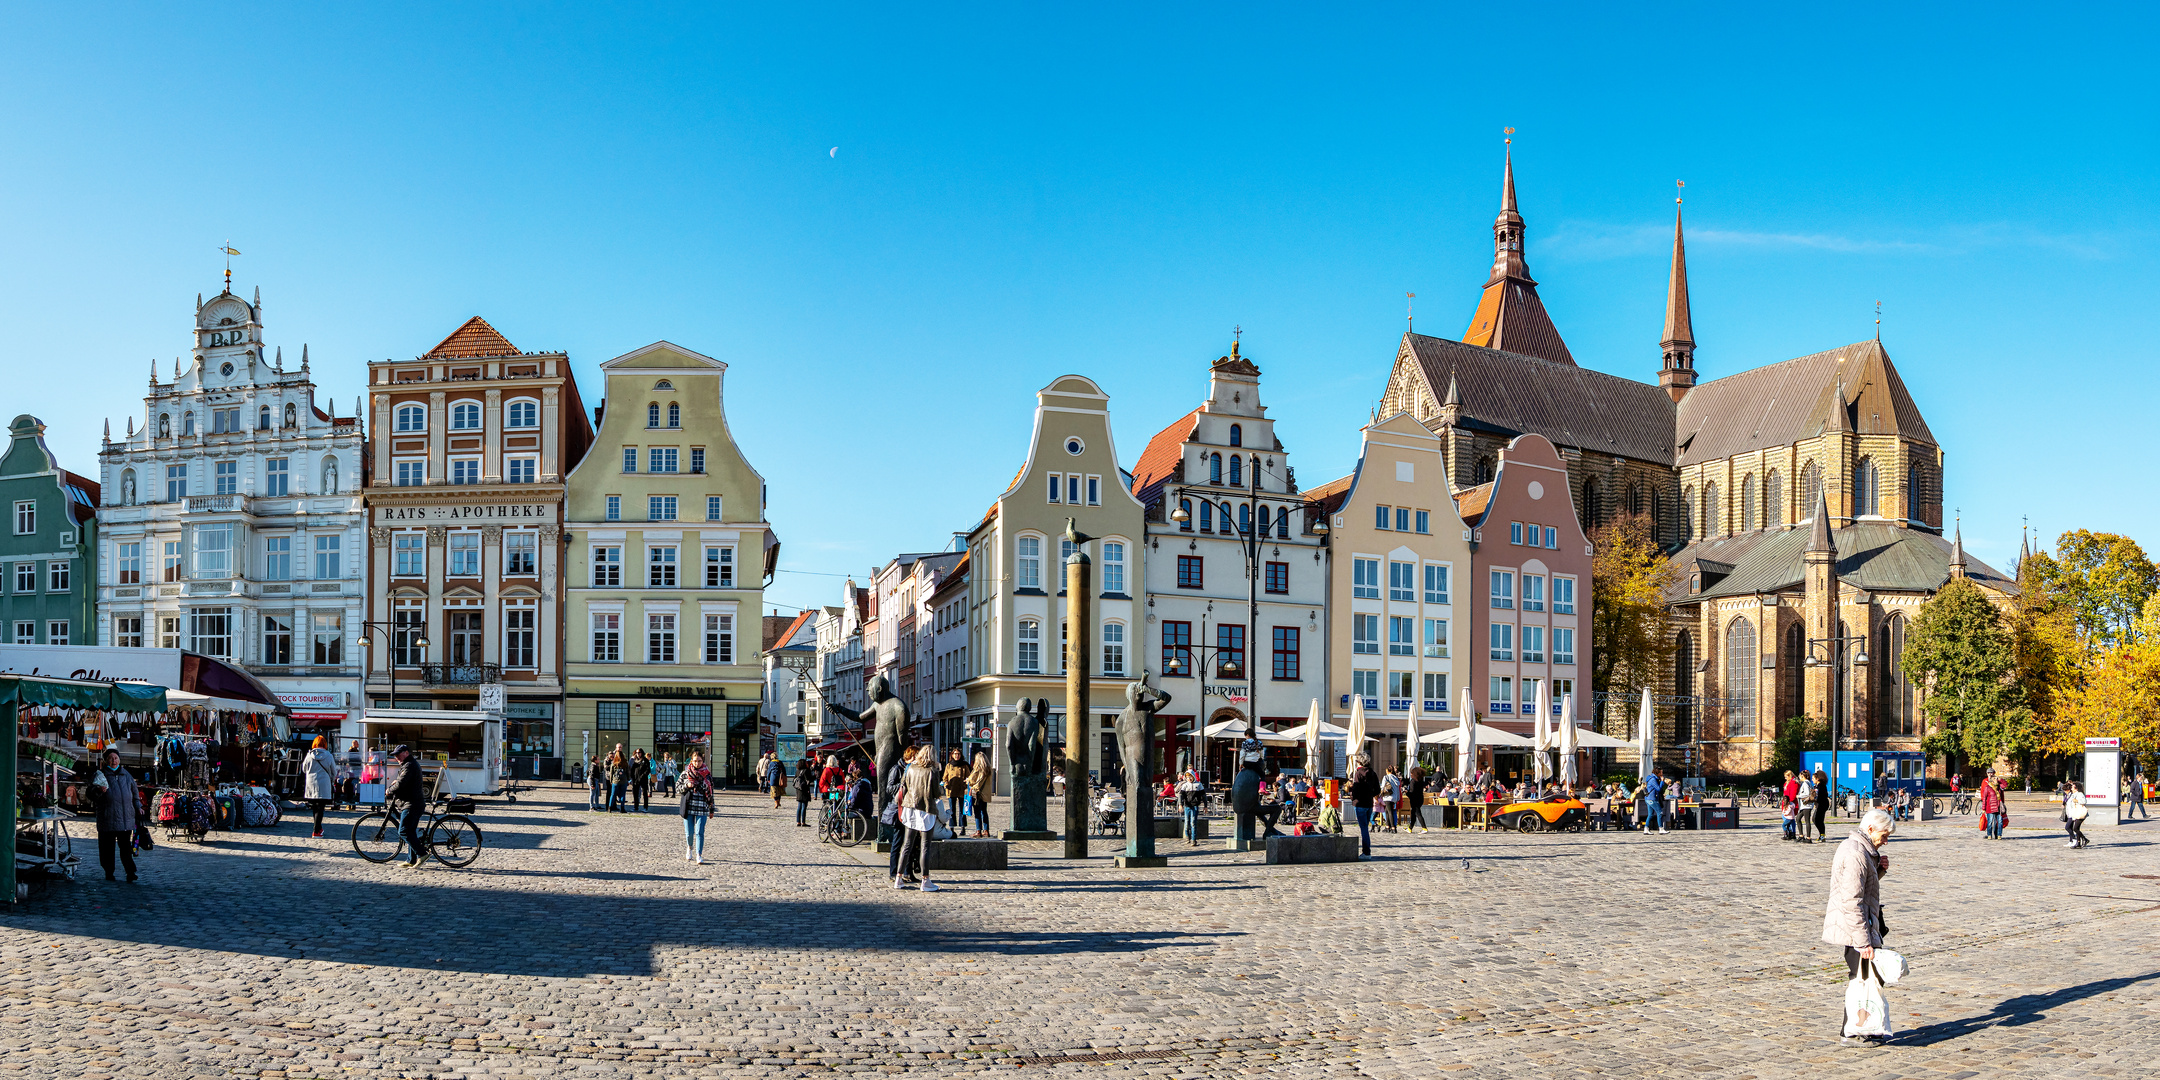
<box><xmin>1725</xmin><ymin>617</ymin><xmax>1757</xmax><ymax>737</ymax></box>
<box><xmin>1703</xmin><ymin>481</ymin><xmax>1721</xmax><ymax>538</ymax></box>
<box><xmin>1580</xmin><ymin>477</ymin><xmax>1599</xmax><ymax>529</ymax></box>
<box><xmin>1853</xmin><ymin>458</ymin><xmax>1879</xmax><ymax>517</ymax></box>
<box><xmin>1741</xmin><ymin>475</ymin><xmax>1757</xmax><ymax>532</ymax></box>
<box><xmin>1681</xmin><ymin>487</ymin><xmax>1695</xmax><ymax>541</ymax></box>
<box><xmin>1877</xmin><ymin>615</ymin><xmax>1914</xmax><ymax>737</ymax></box>
<box><xmin>1800</xmin><ymin>461</ymin><xmax>1822</xmax><ymax>517</ymax></box>
<box><xmin>1784</xmin><ymin>622</ymin><xmax>1805</xmax><ymax>720</ymax></box>
<box><xmin>1475</xmin><ymin>456</ymin><xmax>1494</xmax><ymax>484</ymax></box>
<box><xmin>1673</xmin><ymin>632</ymin><xmax>1694</xmax><ymax>744</ymax></box>
<box><xmin>1764</xmin><ymin>471</ymin><xmax>1782</xmax><ymax>528</ymax></box>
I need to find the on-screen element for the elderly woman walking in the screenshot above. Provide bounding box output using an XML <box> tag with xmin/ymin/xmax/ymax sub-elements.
<box><xmin>1824</xmin><ymin>807</ymin><xmax>1897</xmax><ymax>1046</ymax></box>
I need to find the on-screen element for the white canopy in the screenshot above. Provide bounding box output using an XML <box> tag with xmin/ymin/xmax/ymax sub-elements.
<box><xmin>1419</xmin><ymin>723</ymin><xmax>1536</xmax><ymax>749</ymax></box>
<box><xmin>1281</xmin><ymin>720</ymin><xmax>1362</xmax><ymax>741</ymax></box>
<box><xmin>1202</xmin><ymin>718</ymin><xmax>1301</xmax><ymax>744</ymax></box>
<box><xmin>1566</xmin><ymin>725</ymin><xmax>1634</xmax><ymax>749</ymax></box>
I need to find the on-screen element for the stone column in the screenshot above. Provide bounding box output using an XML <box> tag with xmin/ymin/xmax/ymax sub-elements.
<box><xmin>538</xmin><ymin>524</ymin><xmax>561</xmax><ymax>690</ymax></box>
<box><xmin>1063</xmin><ymin>547</ymin><xmax>1092</xmax><ymax>859</ymax></box>
<box><xmin>426</xmin><ymin>526</ymin><xmax>447</xmax><ymax>681</ymax></box>
<box><xmin>369</xmin><ymin>526</ymin><xmax>390</xmax><ymax>693</ymax></box>
<box><xmin>482</xmin><ymin>525</ymin><xmax>503</xmax><ymax>671</ymax></box>
<box><xmin>372</xmin><ymin>394</ymin><xmax>391</xmax><ymax>484</ymax></box>
<box><xmin>541</xmin><ymin>387</ymin><xmax>561</xmax><ymax>482</ymax></box>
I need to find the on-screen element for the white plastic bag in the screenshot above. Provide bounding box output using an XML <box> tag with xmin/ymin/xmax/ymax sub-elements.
<box><xmin>1873</xmin><ymin>949</ymin><xmax>1908</xmax><ymax>986</ymax></box>
<box><xmin>1843</xmin><ymin>972</ymin><xmax>1892</xmax><ymax>1037</ymax></box>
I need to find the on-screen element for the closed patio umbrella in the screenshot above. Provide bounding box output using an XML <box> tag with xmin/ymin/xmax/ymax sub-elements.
<box><xmin>1637</xmin><ymin>686</ymin><xmax>1656</xmax><ymax>777</ymax></box>
<box><xmin>1558</xmin><ymin>692</ymin><xmax>1580</xmax><ymax>788</ymax></box>
<box><xmin>1456</xmin><ymin>686</ymin><xmax>1478</xmax><ymax>781</ymax></box>
<box><xmin>1305</xmin><ymin>698</ymin><xmax>1324</xmax><ymax>779</ymax></box>
<box><xmin>1531</xmin><ymin>679</ymin><xmax>1552</xmax><ymax>784</ymax></box>
<box><xmin>1404</xmin><ymin>702</ymin><xmax>1421</xmax><ymax>776</ymax></box>
<box><xmin>1346</xmin><ymin>693</ymin><xmax>1368</xmax><ymax>769</ymax></box>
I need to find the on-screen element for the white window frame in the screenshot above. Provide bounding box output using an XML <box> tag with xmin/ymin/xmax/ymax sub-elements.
<box><xmin>505</xmin><ymin>398</ymin><xmax>539</xmax><ymax>429</ymax></box>
<box><xmin>450</xmin><ymin>400</ymin><xmax>483</xmax><ymax>431</ymax></box>
<box><xmin>703</xmin><ymin>613</ymin><xmax>733</xmax><ymax>664</ymax></box>
<box><xmin>647</xmin><ymin>612</ymin><xmax>678</xmax><ymax>664</ymax></box>
<box><xmin>592</xmin><ymin>545</ymin><xmax>622</xmax><ymax>587</ymax></box>
<box><xmin>395</xmin><ymin>404</ymin><xmax>427</xmax><ymax>432</ymax></box>
<box><xmin>590</xmin><ymin>611</ymin><xmax>622</xmax><ymax>662</ymax></box>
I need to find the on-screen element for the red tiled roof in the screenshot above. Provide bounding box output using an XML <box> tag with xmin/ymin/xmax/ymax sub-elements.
<box><xmin>425</xmin><ymin>316</ymin><xmax>521</xmax><ymax>359</ymax></box>
<box><xmin>1130</xmin><ymin>407</ymin><xmax>1200</xmax><ymax>497</ymax></box>
<box><xmin>1454</xmin><ymin>482</ymin><xmax>1495</xmax><ymax>525</ymax></box>
<box><xmin>1302</xmin><ymin>472</ymin><xmax>1354</xmax><ymax>516</ymax></box>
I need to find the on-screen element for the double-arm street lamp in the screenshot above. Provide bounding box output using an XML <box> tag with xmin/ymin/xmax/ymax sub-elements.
<box><xmin>1804</xmin><ymin>630</ymin><xmax>1869</xmax><ymax>814</ymax></box>
<box><xmin>356</xmin><ymin>619</ymin><xmax>429</xmax><ymax>714</ymax></box>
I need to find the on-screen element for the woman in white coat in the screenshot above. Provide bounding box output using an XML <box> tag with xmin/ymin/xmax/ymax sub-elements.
<box><xmin>302</xmin><ymin>736</ymin><xmax>345</xmax><ymax>838</ymax></box>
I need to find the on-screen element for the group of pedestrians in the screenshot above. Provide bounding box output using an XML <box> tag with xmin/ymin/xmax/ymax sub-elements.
<box><xmin>588</xmin><ymin>747</ymin><xmax>684</xmax><ymax>812</ymax></box>
<box><xmin>1780</xmin><ymin>767</ymin><xmax>1832</xmax><ymax>843</ymax></box>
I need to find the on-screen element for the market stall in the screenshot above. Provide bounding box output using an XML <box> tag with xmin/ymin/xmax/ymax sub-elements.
<box><xmin>358</xmin><ymin>710</ymin><xmax>503</xmax><ymax>798</ymax></box>
<box><xmin>7</xmin><ymin>674</ymin><xmax>170</xmax><ymax>903</ymax></box>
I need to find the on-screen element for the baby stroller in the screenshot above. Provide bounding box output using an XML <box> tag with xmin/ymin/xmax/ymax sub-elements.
<box><xmin>1091</xmin><ymin>787</ymin><xmax>1126</xmax><ymax>836</ymax></box>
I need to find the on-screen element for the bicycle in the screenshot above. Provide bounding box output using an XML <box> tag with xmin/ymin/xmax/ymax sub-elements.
<box><xmin>818</xmin><ymin>794</ymin><xmax>871</xmax><ymax>847</ymax></box>
<box><xmin>1951</xmin><ymin>792</ymin><xmax>1976</xmax><ymax>815</ymax></box>
<box><xmin>351</xmin><ymin>796</ymin><xmax>484</xmax><ymax>868</ymax></box>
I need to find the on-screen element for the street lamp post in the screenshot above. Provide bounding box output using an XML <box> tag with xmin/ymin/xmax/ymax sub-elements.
<box><xmin>1805</xmin><ymin>632</ymin><xmax>1869</xmax><ymax>816</ymax></box>
<box><xmin>356</xmin><ymin>620</ymin><xmax>430</xmax><ymax>714</ymax></box>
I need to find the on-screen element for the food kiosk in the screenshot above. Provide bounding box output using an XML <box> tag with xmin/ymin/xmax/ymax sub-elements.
<box><xmin>358</xmin><ymin>709</ymin><xmax>503</xmax><ymax>798</ymax></box>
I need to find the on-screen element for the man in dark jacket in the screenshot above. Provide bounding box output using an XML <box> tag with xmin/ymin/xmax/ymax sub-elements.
<box><xmin>385</xmin><ymin>745</ymin><xmax>428</xmax><ymax>868</ymax></box>
<box><xmin>1347</xmin><ymin>754</ymin><xmax>1381</xmax><ymax>856</ymax></box>
<box><xmin>90</xmin><ymin>749</ymin><xmax>141</xmax><ymax>882</ymax></box>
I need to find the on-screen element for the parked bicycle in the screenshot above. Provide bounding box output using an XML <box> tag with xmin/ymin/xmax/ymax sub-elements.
<box><xmin>818</xmin><ymin>795</ymin><xmax>870</xmax><ymax>847</ymax></box>
<box><xmin>1951</xmin><ymin>792</ymin><xmax>1976</xmax><ymax>815</ymax></box>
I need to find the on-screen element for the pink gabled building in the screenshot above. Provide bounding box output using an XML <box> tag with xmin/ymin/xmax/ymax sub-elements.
<box><xmin>1454</xmin><ymin>433</ymin><xmax>1592</xmax><ymax>783</ymax></box>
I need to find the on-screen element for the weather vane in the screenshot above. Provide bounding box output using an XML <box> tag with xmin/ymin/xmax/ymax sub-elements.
<box><xmin>1504</xmin><ymin>126</ymin><xmax>1513</xmax><ymax>146</ymax></box>
<box><xmin>218</xmin><ymin>242</ymin><xmax>241</xmax><ymax>292</ymax></box>
<box><xmin>1875</xmin><ymin>300</ymin><xmax>1882</xmax><ymax>340</ymax></box>
<box><xmin>1676</xmin><ymin>179</ymin><xmax>1684</xmax><ymax>205</ymax></box>
<box><xmin>1406</xmin><ymin>292</ymin><xmax>1415</xmax><ymax>332</ymax></box>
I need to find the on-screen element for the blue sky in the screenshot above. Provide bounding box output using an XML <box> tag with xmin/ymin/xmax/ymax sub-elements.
<box><xmin>3</xmin><ymin>4</ymin><xmax>2153</xmax><ymax>613</ymax></box>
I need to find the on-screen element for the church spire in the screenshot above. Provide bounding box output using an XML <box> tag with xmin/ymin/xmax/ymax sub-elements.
<box><xmin>1659</xmin><ymin>182</ymin><xmax>1697</xmax><ymax>402</ymax></box>
<box><xmin>1950</xmin><ymin>517</ymin><xmax>1968</xmax><ymax>579</ymax></box>
<box><xmin>1807</xmin><ymin>488</ymin><xmax>1834</xmax><ymax>554</ymax></box>
<box><xmin>1460</xmin><ymin>130</ymin><xmax>1575</xmax><ymax>365</ymax></box>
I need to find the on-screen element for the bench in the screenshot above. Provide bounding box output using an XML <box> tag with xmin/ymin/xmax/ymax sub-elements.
<box><xmin>1265</xmin><ymin>833</ymin><xmax>1361</xmax><ymax>864</ymax></box>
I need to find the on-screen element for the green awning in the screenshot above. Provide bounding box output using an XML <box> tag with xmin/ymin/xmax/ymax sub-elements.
<box><xmin>0</xmin><ymin>675</ymin><xmax>168</xmax><ymax>712</ymax></box>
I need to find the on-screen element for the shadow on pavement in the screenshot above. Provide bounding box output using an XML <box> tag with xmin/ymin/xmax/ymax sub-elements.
<box><xmin>1895</xmin><ymin>970</ymin><xmax>2160</xmax><ymax>1047</ymax></box>
<box><xmin>1</xmin><ymin>839</ymin><xmax>1238</xmax><ymax>977</ymax></box>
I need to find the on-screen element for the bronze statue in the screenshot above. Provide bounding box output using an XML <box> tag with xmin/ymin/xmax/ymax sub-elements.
<box><xmin>1116</xmin><ymin>681</ymin><xmax>1172</xmax><ymax>859</ymax></box>
<box><xmin>1005</xmin><ymin>697</ymin><xmax>1052</xmax><ymax>836</ymax></box>
<box><xmin>828</xmin><ymin>675</ymin><xmax>910</xmax><ymax>816</ymax></box>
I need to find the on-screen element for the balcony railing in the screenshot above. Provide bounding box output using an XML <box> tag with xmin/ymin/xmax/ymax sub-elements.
<box><xmin>422</xmin><ymin>663</ymin><xmax>501</xmax><ymax>686</ymax></box>
<box><xmin>186</xmin><ymin>495</ymin><xmax>242</xmax><ymax>513</ymax></box>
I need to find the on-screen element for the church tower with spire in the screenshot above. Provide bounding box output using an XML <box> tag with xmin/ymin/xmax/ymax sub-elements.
<box><xmin>1659</xmin><ymin>189</ymin><xmax>1698</xmax><ymax>402</ymax></box>
<box><xmin>1459</xmin><ymin>136</ymin><xmax>1575</xmax><ymax>365</ymax></box>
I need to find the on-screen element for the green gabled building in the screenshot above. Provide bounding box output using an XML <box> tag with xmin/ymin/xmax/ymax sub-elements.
<box><xmin>0</xmin><ymin>415</ymin><xmax>100</xmax><ymax>646</ymax></box>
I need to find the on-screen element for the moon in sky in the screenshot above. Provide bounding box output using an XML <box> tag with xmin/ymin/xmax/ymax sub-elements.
<box><xmin>829</xmin><ymin>147</ymin><xmax>838</xmax><ymax>158</ymax></box>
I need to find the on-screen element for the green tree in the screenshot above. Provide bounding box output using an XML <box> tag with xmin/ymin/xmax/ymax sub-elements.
<box><xmin>1590</xmin><ymin>512</ymin><xmax>1678</xmax><ymax>706</ymax></box>
<box><xmin>1771</xmin><ymin>717</ymin><xmax>1829</xmax><ymax>775</ymax></box>
<box><xmin>2030</xmin><ymin>531</ymin><xmax>2159</xmax><ymax>654</ymax></box>
<box><xmin>1902</xmin><ymin>578</ymin><xmax>2026</xmax><ymax>774</ymax></box>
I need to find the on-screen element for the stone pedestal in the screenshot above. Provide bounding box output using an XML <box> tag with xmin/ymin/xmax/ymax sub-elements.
<box><xmin>1009</xmin><ymin>772</ymin><xmax>1048</xmax><ymax>833</ymax></box>
<box><xmin>1223</xmin><ymin>834</ymin><xmax>1260</xmax><ymax>852</ymax></box>
<box><xmin>1265</xmin><ymin>833</ymin><xmax>1361</xmax><ymax>864</ymax></box>
<box><xmin>927</xmin><ymin>839</ymin><xmax>1008</xmax><ymax>871</ymax></box>
<box><xmin>1113</xmin><ymin>855</ymin><xmax>1169</xmax><ymax>868</ymax></box>
<box><xmin>1151</xmin><ymin>815</ymin><xmax>1206</xmax><ymax>839</ymax></box>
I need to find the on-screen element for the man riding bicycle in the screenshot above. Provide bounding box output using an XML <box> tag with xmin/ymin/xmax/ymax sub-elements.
<box><xmin>385</xmin><ymin>744</ymin><xmax>427</xmax><ymax>869</ymax></box>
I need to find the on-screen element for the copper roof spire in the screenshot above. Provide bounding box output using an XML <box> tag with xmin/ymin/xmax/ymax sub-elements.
<box><xmin>1659</xmin><ymin>181</ymin><xmax>1698</xmax><ymax>402</ymax></box>
<box><xmin>1807</xmin><ymin>488</ymin><xmax>1834</xmax><ymax>554</ymax></box>
<box><xmin>1460</xmin><ymin>129</ymin><xmax>1575</xmax><ymax>365</ymax></box>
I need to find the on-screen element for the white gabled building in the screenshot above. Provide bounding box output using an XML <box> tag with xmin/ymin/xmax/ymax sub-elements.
<box><xmin>1129</xmin><ymin>344</ymin><xmax>1328</xmax><ymax>780</ymax></box>
<box><xmin>95</xmin><ymin>284</ymin><xmax>367</xmax><ymax>736</ymax></box>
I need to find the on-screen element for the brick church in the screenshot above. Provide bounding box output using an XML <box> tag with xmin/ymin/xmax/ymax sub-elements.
<box><xmin>1376</xmin><ymin>146</ymin><xmax>2016</xmax><ymax>776</ymax></box>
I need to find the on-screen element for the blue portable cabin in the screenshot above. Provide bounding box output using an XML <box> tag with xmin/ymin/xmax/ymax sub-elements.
<box><xmin>1802</xmin><ymin>750</ymin><xmax>1926</xmax><ymax>800</ymax></box>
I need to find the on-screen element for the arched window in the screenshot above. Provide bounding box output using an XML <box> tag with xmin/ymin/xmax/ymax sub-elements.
<box><xmin>1649</xmin><ymin>491</ymin><xmax>1661</xmax><ymax>533</ymax></box>
<box><xmin>668</xmin><ymin>402</ymin><xmax>681</xmax><ymax>428</ymax></box>
<box><xmin>1178</xmin><ymin>498</ymin><xmax>1193</xmax><ymax>531</ymax></box>
<box><xmin>157</xmin><ymin>414</ymin><xmax>170</xmax><ymax>438</ymax></box>
<box><xmin>1220</xmin><ymin>503</ymin><xmax>1235</xmax><ymax>533</ymax></box>
<box><xmin>1800</xmin><ymin>461</ymin><xmax>1823</xmax><ymax>517</ymax></box>
<box><xmin>1210</xmin><ymin>454</ymin><xmax>1223</xmax><ymax>484</ymax></box>
<box><xmin>1016</xmin><ymin>620</ymin><xmax>1041</xmax><ymax>673</ymax></box>
<box><xmin>1673</xmin><ymin>631</ymin><xmax>1694</xmax><ymax>744</ymax></box>
<box><xmin>1725</xmin><ymin>617</ymin><xmax>1757</xmax><ymax>737</ymax></box>
<box><xmin>1624</xmin><ymin>483</ymin><xmax>1640</xmax><ymax>517</ymax></box>
<box><xmin>506</xmin><ymin>400</ymin><xmax>538</xmax><ymax>428</ymax></box>
<box><xmin>1764</xmin><ymin>471</ymin><xmax>1782</xmax><ymax>528</ymax></box>
<box><xmin>182</xmin><ymin>413</ymin><xmax>195</xmax><ymax>436</ymax></box>
<box><xmin>1703</xmin><ymin>481</ymin><xmax>1721</xmax><ymax>538</ymax></box>
<box><xmin>1015</xmin><ymin>535</ymin><xmax>1042</xmax><ymax>591</ymax></box>
<box><xmin>1878</xmin><ymin>614</ymin><xmax>1914</xmax><ymax>737</ymax></box>
<box><xmin>1784</xmin><ymin>622</ymin><xmax>1805</xmax><ymax>721</ymax></box>
<box><xmin>1256</xmin><ymin>505</ymin><xmax>1271</xmax><ymax>534</ymax></box>
<box><xmin>259</xmin><ymin>406</ymin><xmax>273</xmax><ymax>430</ymax></box>
<box><xmin>1199</xmin><ymin>501</ymin><xmax>1214</xmax><ymax>531</ymax></box>
<box><xmin>1475</xmin><ymin>456</ymin><xmax>1494</xmax><ymax>484</ymax></box>
<box><xmin>1228</xmin><ymin>423</ymin><xmax>1242</xmax><ymax>447</ymax></box>
<box><xmin>451</xmin><ymin>402</ymin><xmax>481</xmax><ymax>430</ymax></box>
<box><xmin>396</xmin><ymin>404</ymin><xmax>426</xmax><ymax>432</ymax></box>
<box><xmin>1278</xmin><ymin>508</ymin><xmax>1290</xmax><ymax>537</ymax></box>
<box><xmin>1228</xmin><ymin>455</ymin><xmax>1242</xmax><ymax>487</ymax></box>
<box><xmin>284</xmin><ymin>402</ymin><xmax>297</xmax><ymax>428</ymax></box>
<box><xmin>1681</xmin><ymin>486</ymin><xmax>1696</xmax><ymax>540</ymax></box>
<box><xmin>1238</xmin><ymin>503</ymin><xmax>1251</xmax><ymax>533</ymax></box>
<box><xmin>653</xmin><ymin>380</ymin><xmax>673</xmax><ymax>390</ymax></box>
<box><xmin>1741</xmin><ymin>475</ymin><xmax>1757</xmax><ymax>532</ymax></box>
<box><xmin>1853</xmin><ymin>457</ymin><xmax>1879</xmax><ymax>517</ymax></box>
<box><xmin>321</xmin><ymin>457</ymin><xmax>340</xmax><ymax>495</ymax></box>
<box><xmin>1580</xmin><ymin>476</ymin><xmax>1600</xmax><ymax>528</ymax></box>
<box><xmin>647</xmin><ymin>403</ymin><xmax>661</xmax><ymax>428</ymax></box>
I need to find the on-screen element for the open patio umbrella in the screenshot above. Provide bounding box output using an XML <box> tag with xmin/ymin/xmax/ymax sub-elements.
<box><xmin>1304</xmin><ymin>698</ymin><xmax>1324</xmax><ymax>778</ymax></box>
<box><xmin>1456</xmin><ymin>686</ymin><xmax>1478</xmax><ymax>781</ymax></box>
<box><xmin>1558</xmin><ymin>692</ymin><xmax>1580</xmax><ymax>788</ymax></box>
<box><xmin>1637</xmin><ymin>686</ymin><xmax>1656</xmax><ymax>776</ymax></box>
<box><xmin>1530</xmin><ymin>679</ymin><xmax>1552</xmax><ymax>783</ymax></box>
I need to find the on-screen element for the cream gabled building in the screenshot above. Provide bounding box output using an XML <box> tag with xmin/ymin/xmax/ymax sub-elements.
<box><xmin>962</xmin><ymin>375</ymin><xmax>1145</xmax><ymax>786</ymax></box>
<box><xmin>561</xmin><ymin>342</ymin><xmax>775</xmax><ymax>784</ymax></box>
<box><xmin>1304</xmin><ymin>412</ymin><xmax>1472</xmax><ymax>769</ymax></box>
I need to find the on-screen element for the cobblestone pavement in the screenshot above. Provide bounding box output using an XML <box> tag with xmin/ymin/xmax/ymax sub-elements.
<box><xmin>4</xmin><ymin>787</ymin><xmax>2157</xmax><ymax>1079</ymax></box>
